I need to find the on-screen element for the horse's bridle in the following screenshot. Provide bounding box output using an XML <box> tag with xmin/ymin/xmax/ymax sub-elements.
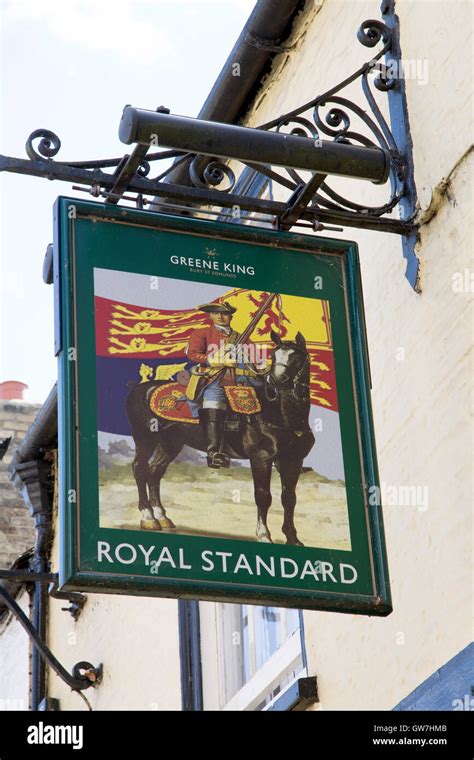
<box><xmin>265</xmin><ymin>349</ymin><xmax>311</xmax><ymax>402</ymax></box>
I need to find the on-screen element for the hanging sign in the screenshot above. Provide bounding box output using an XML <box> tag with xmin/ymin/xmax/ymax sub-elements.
<box><xmin>56</xmin><ymin>197</ymin><xmax>391</xmax><ymax>614</ymax></box>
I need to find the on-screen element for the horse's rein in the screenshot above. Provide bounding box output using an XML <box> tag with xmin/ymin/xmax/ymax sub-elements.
<box><xmin>266</xmin><ymin>354</ymin><xmax>311</xmax><ymax>401</ymax></box>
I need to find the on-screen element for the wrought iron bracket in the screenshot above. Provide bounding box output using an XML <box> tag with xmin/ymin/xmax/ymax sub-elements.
<box><xmin>279</xmin><ymin>174</ymin><xmax>328</xmax><ymax>231</ymax></box>
<box><xmin>48</xmin><ymin>577</ymin><xmax>87</xmax><ymax>620</ymax></box>
<box><xmin>0</xmin><ymin>7</ymin><xmax>419</xmax><ymax>287</ymax></box>
<box><xmin>0</xmin><ymin>569</ymin><xmax>86</xmax><ymax>620</ymax></box>
<box><xmin>0</xmin><ymin>575</ymin><xmax>101</xmax><ymax>691</ymax></box>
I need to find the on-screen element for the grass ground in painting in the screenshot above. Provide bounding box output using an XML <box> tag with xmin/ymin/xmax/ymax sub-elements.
<box><xmin>99</xmin><ymin>461</ymin><xmax>351</xmax><ymax>550</ymax></box>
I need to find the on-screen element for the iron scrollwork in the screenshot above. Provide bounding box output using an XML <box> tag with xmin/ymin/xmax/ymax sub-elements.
<box><xmin>25</xmin><ymin>129</ymin><xmax>62</xmax><ymax>161</ymax></box>
<box><xmin>0</xmin><ymin>14</ymin><xmax>418</xmax><ymax>285</ymax></box>
<box><xmin>255</xmin><ymin>19</ymin><xmax>411</xmax><ymax>225</ymax></box>
<box><xmin>189</xmin><ymin>156</ymin><xmax>236</xmax><ymax>192</ymax></box>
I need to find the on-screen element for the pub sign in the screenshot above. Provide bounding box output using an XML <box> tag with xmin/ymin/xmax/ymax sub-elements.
<box><xmin>55</xmin><ymin>197</ymin><xmax>391</xmax><ymax>615</ymax></box>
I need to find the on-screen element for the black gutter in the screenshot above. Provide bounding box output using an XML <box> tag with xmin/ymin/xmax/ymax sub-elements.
<box><xmin>197</xmin><ymin>0</ymin><xmax>305</xmax><ymax>123</ymax></box>
<box><xmin>8</xmin><ymin>384</ymin><xmax>57</xmax><ymax>710</ymax></box>
<box><xmin>154</xmin><ymin>0</ymin><xmax>307</xmax><ymax>195</ymax></box>
<box><xmin>8</xmin><ymin>384</ymin><xmax>57</xmax><ymax>469</ymax></box>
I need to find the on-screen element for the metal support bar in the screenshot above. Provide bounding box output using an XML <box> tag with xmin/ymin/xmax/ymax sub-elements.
<box><xmin>107</xmin><ymin>112</ymin><xmax>173</xmax><ymax>202</ymax></box>
<box><xmin>119</xmin><ymin>107</ymin><xmax>390</xmax><ymax>184</ymax></box>
<box><xmin>279</xmin><ymin>172</ymin><xmax>327</xmax><ymax>230</ymax></box>
<box><xmin>107</xmin><ymin>143</ymin><xmax>150</xmax><ymax>205</ymax></box>
<box><xmin>0</xmin><ymin>153</ymin><xmax>414</xmax><ymax>233</ymax></box>
<box><xmin>0</xmin><ymin>568</ymin><xmax>56</xmax><ymax>583</ymax></box>
<box><xmin>0</xmin><ymin>584</ymin><xmax>101</xmax><ymax>692</ymax></box>
<box><xmin>0</xmin><ymin>570</ymin><xmax>85</xmax><ymax>620</ymax></box>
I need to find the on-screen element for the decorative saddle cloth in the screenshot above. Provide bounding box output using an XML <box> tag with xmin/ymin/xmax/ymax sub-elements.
<box><xmin>148</xmin><ymin>383</ymin><xmax>261</xmax><ymax>421</ymax></box>
<box><xmin>224</xmin><ymin>385</ymin><xmax>261</xmax><ymax>414</ymax></box>
<box><xmin>149</xmin><ymin>383</ymin><xmax>198</xmax><ymax>423</ymax></box>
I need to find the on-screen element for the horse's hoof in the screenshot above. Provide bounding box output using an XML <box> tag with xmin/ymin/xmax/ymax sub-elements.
<box><xmin>257</xmin><ymin>536</ymin><xmax>273</xmax><ymax>543</ymax></box>
<box><xmin>159</xmin><ymin>517</ymin><xmax>176</xmax><ymax>530</ymax></box>
<box><xmin>286</xmin><ymin>539</ymin><xmax>304</xmax><ymax>547</ymax></box>
<box><xmin>140</xmin><ymin>519</ymin><xmax>162</xmax><ymax>531</ymax></box>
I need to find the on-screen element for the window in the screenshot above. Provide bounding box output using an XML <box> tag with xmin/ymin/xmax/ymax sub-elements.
<box><xmin>200</xmin><ymin>602</ymin><xmax>306</xmax><ymax>711</ymax></box>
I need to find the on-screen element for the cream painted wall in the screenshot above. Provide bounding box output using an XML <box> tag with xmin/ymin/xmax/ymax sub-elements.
<box><xmin>0</xmin><ymin>591</ymin><xmax>31</xmax><ymax>711</ymax></box>
<box><xmin>46</xmin><ymin>593</ymin><xmax>182</xmax><ymax>711</ymax></box>
<box><xmin>240</xmin><ymin>0</ymin><xmax>473</xmax><ymax>709</ymax></box>
<box><xmin>0</xmin><ymin>537</ymin><xmax>182</xmax><ymax>712</ymax></box>
<box><xmin>45</xmin><ymin>517</ymin><xmax>182</xmax><ymax>710</ymax></box>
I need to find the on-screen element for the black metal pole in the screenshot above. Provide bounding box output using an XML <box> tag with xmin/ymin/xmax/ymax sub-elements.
<box><xmin>0</xmin><ymin>569</ymin><xmax>56</xmax><ymax>583</ymax></box>
<box><xmin>31</xmin><ymin>573</ymin><xmax>47</xmax><ymax>709</ymax></box>
<box><xmin>0</xmin><ymin>585</ymin><xmax>99</xmax><ymax>692</ymax></box>
<box><xmin>178</xmin><ymin>600</ymin><xmax>203</xmax><ymax>711</ymax></box>
<box><xmin>119</xmin><ymin>107</ymin><xmax>390</xmax><ymax>184</ymax></box>
<box><xmin>30</xmin><ymin>510</ymin><xmax>51</xmax><ymax>710</ymax></box>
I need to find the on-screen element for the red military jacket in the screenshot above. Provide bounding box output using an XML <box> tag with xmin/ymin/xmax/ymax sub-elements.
<box><xmin>186</xmin><ymin>323</ymin><xmax>253</xmax><ymax>387</ymax></box>
<box><xmin>186</xmin><ymin>323</ymin><xmax>234</xmax><ymax>364</ymax></box>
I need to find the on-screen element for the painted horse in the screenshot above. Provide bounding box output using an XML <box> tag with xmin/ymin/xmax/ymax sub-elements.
<box><xmin>125</xmin><ymin>330</ymin><xmax>315</xmax><ymax>545</ymax></box>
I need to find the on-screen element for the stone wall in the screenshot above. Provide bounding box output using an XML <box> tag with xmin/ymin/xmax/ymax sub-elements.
<box><xmin>0</xmin><ymin>400</ymin><xmax>40</xmax><ymax>568</ymax></box>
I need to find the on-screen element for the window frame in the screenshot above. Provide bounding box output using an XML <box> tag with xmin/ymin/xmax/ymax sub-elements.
<box><xmin>198</xmin><ymin>601</ymin><xmax>308</xmax><ymax>711</ymax></box>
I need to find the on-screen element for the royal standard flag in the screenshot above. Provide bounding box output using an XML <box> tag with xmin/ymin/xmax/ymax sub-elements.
<box><xmin>94</xmin><ymin>288</ymin><xmax>339</xmax><ymax>435</ymax></box>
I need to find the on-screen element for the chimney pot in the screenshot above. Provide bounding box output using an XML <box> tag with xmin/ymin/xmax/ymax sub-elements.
<box><xmin>0</xmin><ymin>381</ymin><xmax>28</xmax><ymax>401</ymax></box>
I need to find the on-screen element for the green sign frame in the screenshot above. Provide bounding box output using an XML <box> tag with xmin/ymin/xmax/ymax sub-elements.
<box><xmin>55</xmin><ymin>196</ymin><xmax>391</xmax><ymax>615</ymax></box>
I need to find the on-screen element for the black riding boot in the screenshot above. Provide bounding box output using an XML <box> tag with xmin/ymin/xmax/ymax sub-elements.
<box><xmin>199</xmin><ymin>408</ymin><xmax>230</xmax><ymax>469</ymax></box>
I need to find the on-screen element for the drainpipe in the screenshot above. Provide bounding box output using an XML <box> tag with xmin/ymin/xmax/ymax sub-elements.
<box><xmin>8</xmin><ymin>385</ymin><xmax>58</xmax><ymax>710</ymax></box>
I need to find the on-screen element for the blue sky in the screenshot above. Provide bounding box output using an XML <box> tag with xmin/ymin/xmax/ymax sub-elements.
<box><xmin>0</xmin><ymin>0</ymin><xmax>256</xmax><ymax>402</ymax></box>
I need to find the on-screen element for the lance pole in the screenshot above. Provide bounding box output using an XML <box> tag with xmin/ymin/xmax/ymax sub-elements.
<box><xmin>201</xmin><ymin>292</ymin><xmax>277</xmax><ymax>389</ymax></box>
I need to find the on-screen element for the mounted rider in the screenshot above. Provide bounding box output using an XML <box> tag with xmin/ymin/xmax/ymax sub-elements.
<box><xmin>185</xmin><ymin>300</ymin><xmax>266</xmax><ymax>469</ymax></box>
